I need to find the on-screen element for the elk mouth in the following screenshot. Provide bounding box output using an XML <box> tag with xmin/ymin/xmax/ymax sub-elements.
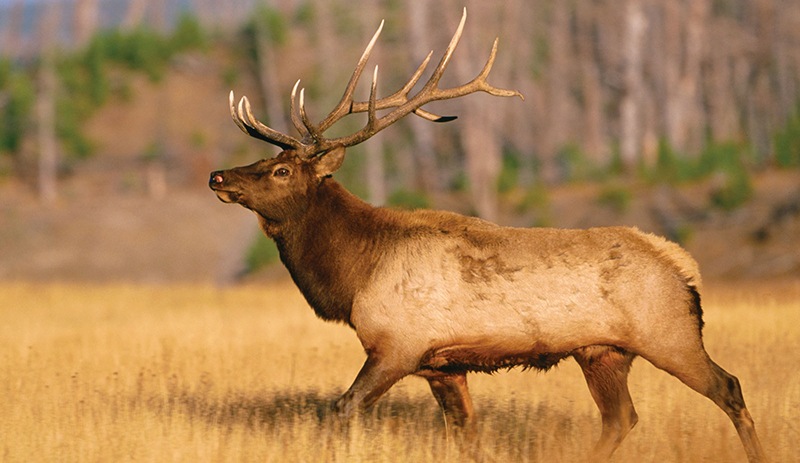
<box><xmin>209</xmin><ymin>172</ymin><xmax>242</xmax><ymax>204</ymax></box>
<box><xmin>213</xmin><ymin>189</ymin><xmax>240</xmax><ymax>204</ymax></box>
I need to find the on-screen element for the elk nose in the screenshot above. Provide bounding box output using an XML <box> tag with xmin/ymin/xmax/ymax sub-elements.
<box><xmin>209</xmin><ymin>171</ymin><xmax>224</xmax><ymax>187</ymax></box>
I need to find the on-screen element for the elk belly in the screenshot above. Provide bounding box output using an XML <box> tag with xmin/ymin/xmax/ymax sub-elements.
<box><xmin>416</xmin><ymin>342</ymin><xmax>570</xmax><ymax>374</ymax></box>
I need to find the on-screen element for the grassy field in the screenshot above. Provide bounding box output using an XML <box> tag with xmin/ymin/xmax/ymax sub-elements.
<box><xmin>1</xmin><ymin>280</ymin><xmax>797</xmax><ymax>462</ymax></box>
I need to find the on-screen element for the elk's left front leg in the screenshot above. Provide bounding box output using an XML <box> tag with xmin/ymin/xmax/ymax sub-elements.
<box><xmin>333</xmin><ymin>349</ymin><xmax>415</xmax><ymax>419</ymax></box>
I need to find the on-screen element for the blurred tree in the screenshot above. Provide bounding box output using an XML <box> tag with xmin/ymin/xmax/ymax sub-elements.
<box><xmin>252</xmin><ymin>0</ymin><xmax>289</xmax><ymax>135</ymax></box>
<box><xmin>576</xmin><ymin>1</ymin><xmax>609</xmax><ymax>167</ymax></box>
<box><xmin>542</xmin><ymin>1</ymin><xmax>574</xmax><ymax>183</ymax></box>
<box><xmin>1</xmin><ymin>0</ymin><xmax>25</xmax><ymax>59</ymax></box>
<box><xmin>620</xmin><ymin>0</ymin><xmax>646</xmax><ymax>173</ymax></box>
<box><xmin>73</xmin><ymin>0</ymin><xmax>99</xmax><ymax>47</ymax></box>
<box><xmin>361</xmin><ymin>1</ymin><xmax>387</xmax><ymax>206</ymax></box>
<box><xmin>661</xmin><ymin>0</ymin><xmax>708</xmax><ymax>159</ymax></box>
<box><xmin>451</xmin><ymin>4</ymin><xmax>504</xmax><ymax>220</ymax></box>
<box><xmin>122</xmin><ymin>0</ymin><xmax>148</xmax><ymax>31</ymax></box>
<box><xmin>37</xmin><ymin>4</ymin><xmax>61</xmax><ymax>204</ymax></box>
<box><xmin>0</xmin><ymin>61</ymin><xmax>34</xmax><ymax>159</ymax></box>
<box><xmin>406</xmin><ymin>0</ymin><xmax>440</xmax><ymax>196</ymax></box>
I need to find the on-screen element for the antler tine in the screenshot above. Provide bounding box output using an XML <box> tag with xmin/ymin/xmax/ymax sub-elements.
<box><xmin>473</xmin><ymin>38</ymin><xmax>525</xmax><ymax>99</ymax></box>
<box><xmin>228</xmin><ymin>8</ymin><xmax>523</xmax><ymax>158</ymax></box>
<box><xmin>289</xmin><ymin>80</ymin><xmax>312</xmax><ymax>141</ymax></box>
<box><xmin>412</xmin><ymin>36</ymin><xmax>525</xmax><ymax>103</ymax></box>
<box><xmin>406</xmin><ymin>50</ymin><xmax>458</xmax><ymax>122</ymax></box>
<box><xmin>336</xmin><ymin>10</ymin><xmax>469</xmax><ymax>124</ymax></box>
<box><xmin>422</xmin><ymin>7</ymin><xmax>467</xmax><ymax>93</ymax></box>
<box><xmin>366</xmin><ymin>65</ymin><xmax>379</xmax><ymax>134</ymax></box>
<box><xmin>229</xmin><ymin>91</ymin><xmax>252</xmax><ymax>135</ymax></box>
<box><xmin>348</xmin><ymin>50</ymin><xmax>456</xmax><ymax>122</ymax></box>
<box><xmin>349</xmin><ymin>50</ymin><xmax>433</xmax><ymax>114</ymax></box>
<box><xmin>346</xmin><ymin>8</ymin><xmax>467</xmax><ymax>122</ymax></box>
<box><xmin>314</xmin><ymin>19</ymin><xmax>385</xmax><ymax>134</ymax></box>
<box><xmin>297</xmin><ymin>88</ymin><xmax>328</xmax><ymax>156</ymax></box>
<box><xmin>393</xmin><ymin>50</ymin><xmax>459</xmax><ymax>122</ymax></box>
<box><xmin>321</xmin><ymin>7</ymin><xmax>522</xmax><ymax>150</ymax></box>
<box><xmin>391</xmin><ymin>51</ymin><xmax>433</xmax><ymax>102</ymax></box>
<box><xmin>230</xmin><ymin>91</ymin><xmax>303</xmax><ymax>151</ymax></box>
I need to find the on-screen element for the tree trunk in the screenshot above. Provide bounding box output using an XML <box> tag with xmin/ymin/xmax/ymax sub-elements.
<box><xmin>576</xmin><ymin>1</ymin><xmax>608</xmax><ymax>166</ymax></box>
<box><xmin>37</xmin><ymin>5</ymin><xmax>61</xmax><ymax>204</ymax></box>
<box><xmin>748</xmin><ymin>0</ymin><xmax>778</xmax><ymax>162</ymax></box>
<box><xmin>620</xmin><ymin>0</ymin><xmax>646</xmax><ymax>172</ymax></box>
<box><xmin>501</xmin><ymin>0</ymin><xmax>538</xmax><ymax>189</ymax></box>
<box><xmin>253</xmin><ymin>0</ymin><xmax>289</xmax><ymax>135</ymax></box>
<box><xmin>362</xmin><ymin>0</ymin><xmax>387</xmax><ymax>205</ymax></box>
<box><xmin>122</xmin><ymin>0</ymin><xmax>148</xmax><ymax>31</ymax></box>
<box><xmin>151</xmin><ymin>0</ymin><xmax>168</xmax><ymax>33</ymax></box>
<box><xmin>406</xmin><ymin>0</ymin><xmax>441</xmax><ymax>195</ymax></box>
<box><xmin>663</xmin><ymin>0</ymin><xmax>708</xmax><ymax>157</ymax></box>
<box><xmin>543</xmin><ymin>1</ymin><xmax>573</xmax><ymax>182</ymax></box>
<box><xmin>773</xmin><ymin>1</ymin><xmax>798</xmax><ymax>122</ymax></box>
<box><xmin>73</xmin><ymin>0</ymin><xmax>99</xmax><ymax>47</ymax></box>
<box><xmin>364</xmin><ymin>133</ymin><xmax>387</xmax><ymax>206</ymax></box>
<box><xmin>706</xmin><ymin>25</ymin><xmax>739</xmax><ymax>142</ymax></box>
<box><xmin>2</xmin><ymin>1</ymin><xmax>25</xmax><ymax>59</ymax></box>
<box><xmin>451</xmin><ymin>5</ymin><xmax>502</xmax><ymax>221</ymax></box>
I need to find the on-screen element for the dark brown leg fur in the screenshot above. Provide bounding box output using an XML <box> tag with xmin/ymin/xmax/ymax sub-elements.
<box><xmin>573</xmin><ymin>346</ymin><xmax>639</xmax><ymax>460</ymax></box>
<box><xmin>427</xmin><ymin>372</ymin><xmax>476</xmax><ymax>431</ymax></box>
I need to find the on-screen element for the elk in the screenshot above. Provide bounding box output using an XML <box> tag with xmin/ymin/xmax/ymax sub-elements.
<box><xmin>209</xmin><ymin>9</ymin><xmax>766</xmax><ymax>462</ymax></box>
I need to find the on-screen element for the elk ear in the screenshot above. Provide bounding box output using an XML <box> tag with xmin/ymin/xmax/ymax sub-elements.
<box><xmin>313</xmin><ymin>145</ymin><xmax>346</xmax><ymax>178</ymax></box>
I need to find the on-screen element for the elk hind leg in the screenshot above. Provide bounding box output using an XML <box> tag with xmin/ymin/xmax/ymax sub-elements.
<box><xmin>645</xmin><ymin>346</ymin><xmax>766</xmax><ymax>463</ymax></box>
<box><xmin>707</xmin><ymin>362</ymin><xmax>766</xmax><ymax>463</ymax></box>
<box><xmin>573</xmin><ymin>346</ymin><xmax>638</xmax><ymax>460</ymax></box>
<box><xmin>427</xmin><ymin>372</ymin><xmax>475</xmax><ymax>431</ymax></box>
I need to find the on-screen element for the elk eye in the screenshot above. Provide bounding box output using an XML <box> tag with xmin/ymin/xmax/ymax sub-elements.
<box><xmin>274</xmin><ymin>167</ymin><xmax>290</xmax><ymax>177</ymax></box>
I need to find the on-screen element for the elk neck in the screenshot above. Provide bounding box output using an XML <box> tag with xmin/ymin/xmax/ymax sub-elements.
<box><xmin>260</xmin><ymin>179</ymin><xmax>386</xmax><ymax>325</ymax></box>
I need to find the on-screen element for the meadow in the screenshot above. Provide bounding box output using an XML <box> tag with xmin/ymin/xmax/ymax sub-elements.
<box><xmin>1</xmin><ymin>280</ymin><xmax>797</xmax><ymax>462</ymax></box>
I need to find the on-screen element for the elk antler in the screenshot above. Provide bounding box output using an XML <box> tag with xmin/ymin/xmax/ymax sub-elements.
<box><xmin>230</xmin><ymin>8</ymin><xmax>523</xmax><ymax>158</ymax></box>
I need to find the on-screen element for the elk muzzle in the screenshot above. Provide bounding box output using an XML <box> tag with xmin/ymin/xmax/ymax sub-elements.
<box><xmin>209</xmin><ymin>170</ymin><xmax>239</xmax><ymax>203</ymax></box>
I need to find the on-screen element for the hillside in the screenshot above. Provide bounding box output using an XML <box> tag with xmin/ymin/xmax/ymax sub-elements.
<box><xmin>2</xmin><ymin>150</ymin><xmax>799</xmax><ymax>284</ymax></box>
<box><xmin>3</xmin><ymin>168</ymin><xmax>799</xmax><ymax>284</ymax></box>
<box><xmin>0</xmin><ymin>51</ymin><xmax>265</xmax><ymax>284</ymax></box>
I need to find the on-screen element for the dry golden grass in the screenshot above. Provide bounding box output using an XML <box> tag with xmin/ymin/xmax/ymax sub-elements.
<box><xmin>1</xmin><ymin>280</ymin><xmax>797</xmax><ymax>462</ymax></box>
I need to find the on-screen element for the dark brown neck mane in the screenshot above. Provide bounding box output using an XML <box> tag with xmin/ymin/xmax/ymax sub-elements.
<box><xmin>259</xmin><ymin>180</ymin><xmax>386</xmax><ymax>324</ymax></box>
<box><xmin>257</xmin><ymin>179</ymin><xmax>498</xmax><ymax>325</ymax></box>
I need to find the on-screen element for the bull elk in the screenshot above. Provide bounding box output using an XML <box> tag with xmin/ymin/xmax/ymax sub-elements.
<box><xmin>209</xmin><ymin>9</ymin><xmax>766</xmax><ymax>462</ymax></box>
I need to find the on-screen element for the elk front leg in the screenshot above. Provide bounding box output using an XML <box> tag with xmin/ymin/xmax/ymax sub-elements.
<box><xmin>427</xmin><ymin>372</ymin><xmax>475</xmax><ymax>431</ymax></box>
<box><xmin>333</xmin><ymin>350</ymin><xmax>413</xmax><ymax>419</ymax></box>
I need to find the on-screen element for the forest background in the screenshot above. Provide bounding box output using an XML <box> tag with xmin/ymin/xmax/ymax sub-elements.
<box><xmin>1</xmin><ymin>0</ymin><xmax>799</xmax><ymax>282</ymax></box>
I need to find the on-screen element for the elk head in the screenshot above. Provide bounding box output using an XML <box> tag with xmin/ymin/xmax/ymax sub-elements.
<box><xmin>210</xmin><ymin>8</ymin><xmax>522</xmax><ymax>225</ymax></box>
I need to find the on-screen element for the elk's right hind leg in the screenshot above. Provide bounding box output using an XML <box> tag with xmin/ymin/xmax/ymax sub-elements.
<box><xmin>704</xmin><ymin>361</ymin><xmax>766</xmax><ymax>463</ymax></box>
<box><xmin>643</xmin><ymin>345</ymin><xmax>767</xmax><ymax>463</ymax></box>
<box><xmin>427</xmin><ymin>372</ymin><xmax>475</xmax><ymax>431</ymax></box>
<box><xmin>573</xmin><ymin>346</ymin><xmax>638</xmax><ymax>461</ymax></box>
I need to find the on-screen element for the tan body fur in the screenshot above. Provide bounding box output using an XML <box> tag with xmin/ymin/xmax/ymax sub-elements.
<box><xmin>353</xmin><ymin>219</ymin><xmax>701</xmax><ymax>370</ymax></box>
